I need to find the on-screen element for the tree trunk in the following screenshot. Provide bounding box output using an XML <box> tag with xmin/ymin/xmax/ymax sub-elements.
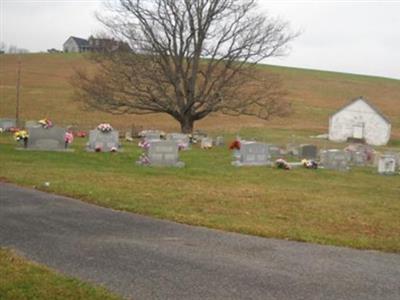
<box><xmin>180</xmin><ymin>117</ymin><xmax>194</xmax><ymax>134</ymax></box>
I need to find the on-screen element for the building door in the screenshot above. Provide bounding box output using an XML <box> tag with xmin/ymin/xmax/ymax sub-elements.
<box><xmin>352</xmin><ymin>123</ymin><xmax>364</xmax><ymax>139</ymax></box>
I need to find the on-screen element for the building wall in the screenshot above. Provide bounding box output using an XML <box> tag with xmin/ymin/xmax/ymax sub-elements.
<box><xmin>329</xmin><ymin>99</ymin><xmax>391</xmax><ymax>146</ymax></box>
<box><xmin>63</xmin><ymin>38</ymin><xmax>80</xmax><ymax>53</ymax></box>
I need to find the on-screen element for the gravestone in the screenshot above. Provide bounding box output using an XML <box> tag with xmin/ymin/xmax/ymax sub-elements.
<box><xmin>350</xmin><ymin>151</ymin><xmax>368</xmax><ymax>166</ymax></box>
<box><xmin>378</xmin><ymin>155</ymin><xmax>397</xmax><ymax>175</ymax></box>
<box><xmin>147</xmin><ymin>140</ymin><xmax>184</xmax><ymax>167</ymax></box>
<box><xmin>87</xmin><ymin>130</ymin><xmax>120</xmax><ymax>152</ymax></box>
<box><xmin>320</xmin><ymin>149</ymin><xmax>350</xmax><ymax>171</ymax></box>
<box><xmin>383</xmin><ymin>152</ymin><xmax>400</xmax><ymax>170</ymax></box>
<box><xmin>214</xmin><ymin>136</ymin><xmax>224</xmax><ymax>147</ymax></box>
<box><xmin>299</xmin><ymin>144</ymin><xmax>318</xmax><ymax>159</ymax></box>
<box><xmin>166</xmin><ymin>133</ymin><xmax>190</xmax><ymax>150</ymax></box>
<box><xmin>232</xmin><ymin>142</ymin><xmax>270</xmax><ymax>166</ymax></box>
<box><xmin>286</xmin><ymin>143</ymin><xmax>299</xmax><ymax>156</ymax></box>
<box><xmin>27</xmin><ymin>126</ymin><xmax>67</xmax><ymax>151</ymax></box>
<box><xmin>266</xmin><ymin>144</ymin><xmax>282</xmax><ymax>158</ymax></box>
<box><xmin>201</xmin><ymin>137</ymin><xmax>213</xmax><ymax>149</ymax></box>
<box><xmin>0</xmin><ymin>118</ymin><xmax>16</xmax><ymax>131</ymax></box>
<box><xmin>144</xmin><ymin>131</ymin><xmax>162</xmax><ymax>142</ymax></box>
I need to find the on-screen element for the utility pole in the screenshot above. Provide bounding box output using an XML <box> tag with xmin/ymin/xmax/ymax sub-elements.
<box><xmin>16</xmin><ymin>58</ymin><xmax>21</xmax><ymax>127</ymax></box>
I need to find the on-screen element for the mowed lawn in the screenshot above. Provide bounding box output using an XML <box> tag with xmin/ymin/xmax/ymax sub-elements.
<box><xmin>1</xmin><ymin>133</ymin><xmax>399</xmax><ymax>253</ymax></box>
<box><xmin>0</xmin><ymin>248</ymin><xmax>121</xmax><ymax>300</ymax></box>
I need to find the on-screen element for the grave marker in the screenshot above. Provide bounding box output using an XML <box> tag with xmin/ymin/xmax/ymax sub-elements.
<box><xmin>147</xmin><ymin>140</ymin><xmax>184</xmax><ymax>167</ymax></box>
<box><xmin>201</xmin><ymin>137</ymin><xmax>213</xmax><ymax>149</ymax></box>
<box><xmin>214</xmin><ymin>136</ymin><xmax>224</xmax><ymax>147</ymax></box>
<box><xmin>299</xmin><ymin>144</ymin><xmax>318</xmax><ymax>159</ymax></box>
<box><xmin>320</xmin><ymin>149</ymin><xmax>350</xmax><ymax>171</ymax></box>
<box><xmin>26</xmin><ymin>126</ymin><xmax>67</xmax><ymax>151</ymax></box>
<box><xmin>232</xmin><ymin>142</ymin><xmax>270</xmax><ymax>166</ymax></box>
<box><xmin>0</xmin><ymin>118</ymin><xmax>16</xmax><ymax>131</ymax></box>
<box><xmin>166</xmin><ymin>133</ymin><xmax>190</xmax><ymax>150</ymax></box>
<box><xmin>87</xmin><ymin>129</ymin><xmax>120</xmax><ymax>152</ymax></box>
<box><xmin>378</xmin><ymin>155</ymin><xmax>397</xmax><ymax>175</ymax></box>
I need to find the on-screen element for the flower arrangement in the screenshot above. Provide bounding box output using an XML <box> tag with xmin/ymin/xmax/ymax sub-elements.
<box><xmin>275</xmin><ymin>158</ymin><xmax>291</xmax><ymax>170</ymax></box>
<box><xmin>97</xmin><ymin>123</ymin><xmax>113</xmax><ymax>133</ymax></box>
<box><xmin>75</xmin><ymin>131</ymin><xmax>87</xmax><ymax>138</ymax></box>
<box><xmin>137</xmin><ymin>153</ymin><xmax>150</xmax><ymax>165</ymax></box>
<box><xmin>38</xmin><ymin>118</ymin><xmax>53</xmax><ymax>129</ymax></box>
<box><xmin>64</xmin><ymin>132</ymin><xmax>74</xmax><ymax>144</ymax></box>
<box><xmin>14</xmin><ymin>130</ymin><xmax>29</xmax><ymax>141</ymax></box>
<box><xmin>229</xmin><ymin>140</ymin><xmax>241</xmax><ymax>150</ymax></box>
<box><xmin>302</xmin><ymin>159</ymin><xmax>318</xmax><ymax>169</ymax></box>
<box><xmin>138</xmin><ymin>140</ymin><xmax>150</xmax><ymax>149</ymax></box>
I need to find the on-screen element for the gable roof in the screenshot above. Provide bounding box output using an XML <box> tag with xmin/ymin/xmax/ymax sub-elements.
<box><xmin>68</xmin><ymin>36</ymin><xmax>89</xmax><ymax>47</ymax></box>
<box><xmin>331</xmin><ymin>96</ymin><xmax>391</xmax><ymax>125</ymax></box>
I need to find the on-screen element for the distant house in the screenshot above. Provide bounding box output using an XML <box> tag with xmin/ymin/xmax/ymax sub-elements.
<box><xmin>63</xmin><ymin>36</ymin><xmax>90</xmax><ymax>53</ymax></box>
<box><xmin>63</xmin><ymin>36</ymin><xmax>131</xmax><ymax>53</ymax></box>
<box><xmin>329</xmin><ymin>97</ymin><xmax>391</xmax><ymax>146</ymax></box>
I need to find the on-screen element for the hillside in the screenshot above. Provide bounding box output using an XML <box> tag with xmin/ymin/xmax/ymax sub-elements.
<box><xmin>1</xmin><ymin>53</ymin><xmax>399</xmax><ymax>137</ymax></box>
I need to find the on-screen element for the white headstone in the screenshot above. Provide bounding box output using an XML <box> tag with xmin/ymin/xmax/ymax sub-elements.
<box><xmin>201</xmin><ymin>137</ymin><xmax>213</xmax><ymax>149</ymax></box>
<box><xmin>378</xmin><ymin>155</ymin><xmax>397</xmax><ymax>175</ymax></box>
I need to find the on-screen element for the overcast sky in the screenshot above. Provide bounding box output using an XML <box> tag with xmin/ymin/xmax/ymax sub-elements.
<box><xmin>1</xmin><ymin>0</ymin><xmax>400</xmax><ymax>79</ymax></box>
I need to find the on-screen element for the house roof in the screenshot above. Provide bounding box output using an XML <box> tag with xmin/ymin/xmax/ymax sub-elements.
<box><xmin>69</xmin><ymin>36</ymin><xmax>89</xmax><ymax>47</ymax></box>
<box><xmin>330</xmin><ymin>96</ymin><xmax>391</xmax><ymax>125</ymax></box>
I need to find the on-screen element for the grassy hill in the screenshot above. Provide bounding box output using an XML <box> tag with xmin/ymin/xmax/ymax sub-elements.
<box><xmin>1</xmin><ymin>53</ymin><xmax>399</xmax><ymax>137</ymax></box>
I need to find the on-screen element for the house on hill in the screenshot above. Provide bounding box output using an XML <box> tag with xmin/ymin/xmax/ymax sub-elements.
<box><xmin>63</xmin><ymin>36</ymin><xmax>131</xmax><ymax>53</ymax></box>
<box><xmin>329</xmin><ymin>97</ymin><xmax>391</xmax><ymax>146</ymax></box>
<box><xmin>63</xmin><ymin>36</ymin><xmax>90</xmax><ymax>53</ymax></box>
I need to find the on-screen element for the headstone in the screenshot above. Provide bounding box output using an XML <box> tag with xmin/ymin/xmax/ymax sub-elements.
<box><xmin>125</xmin><ymin>131</ymin><xmax>133</xmax><ymax>142</ymax></box>
<box><xmin>350</xmin><ymin>151</ymin><xmax>368</xmax><ymax>166</ymax></box>
<box><xmin>27</xmin><ymin>126</ymin><xmax>67</xmax><ymax>150</ymax></box>
<box><xmin>87</xmin><ymin>129</ymin><xmax>120</xmax><ymax>152</ymax></box>
<box><xmin>320</xmin><ymin>149</ymin><xmax>350</xmax><ymax>171</ymax></box>
<box><xmin>345</xmin><ymin>144</ymin><xmax>374</xmax><ymax>166</ymax></box>
<box><xmin>200</xmin><ymin>137</ymin><xmax>213</xmax><ymax>149</ymax></box>
<box><xmin>214</xmin><ymin>136</ymin><xmax>224</xmax><ymax>147</ymax></box>
<box><xmin>286</xmin><ymin>143</ymin><xmax>299</xmax><ymax>156</ymax></box>
<box><xmin>266</xmin><ymin>144</ymin><xmax>282</xmax><ymax>158</ymax></box>
<box><xmin>144</xmin><ymin>131</ymin><xmax>162</xmax><ymax>142</ymax></box>
<box><xmin>232</xmin><ymin>142</ymin><xmax>270</xmax><ymax>166</ymax></box>
<box><xmin>147</xmin><ymin>140</ymin><xmax>184</xmax><ymax>167</ymax></box>
<box><xmin>299</xmin><ymin>144</ymin><xmax>318</xmax><ymax>159</ymax></box>
<box><xmin>383</xmin><ymin>152</ymin><xmax>400</xmax><ymax>170</ymax></box>
<box><xmin>0</xmin><ymin>118</ymin><xmax>16</xmax><ymax>131</ymax></box>
<box><xmin>166</xmin><ymin>133</ymin><xmax>190</xmax><ymax>150</ymax></box>
<box><xmin>378</xmin><ymin>155</ymin><xmax>397</xmax><ymax>175</ymax></box>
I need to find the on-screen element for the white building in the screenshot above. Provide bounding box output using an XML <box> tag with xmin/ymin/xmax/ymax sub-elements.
<box><xmin>63</xmin><ymin>36</ymin><xmax>90</xmax><ymax>53</ymax></box>
<box><xmin>329</xmin><ymin>97</ymin><xmax>391</xmax><ymax>146</ymax></box>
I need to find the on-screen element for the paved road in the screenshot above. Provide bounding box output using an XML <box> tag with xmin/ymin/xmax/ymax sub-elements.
<box><xmin>0</xmin><ymin>183</ymin><xmax>399</xmax><ymax>300</ymax></box>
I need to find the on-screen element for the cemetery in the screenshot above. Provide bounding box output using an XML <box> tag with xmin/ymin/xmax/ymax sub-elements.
<box><xmin>1</xmin><ymin>123</ymin><xmax>400</xmax><ymax>253</ymax></box>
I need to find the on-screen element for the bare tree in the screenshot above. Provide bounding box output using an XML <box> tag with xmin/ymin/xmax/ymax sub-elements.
<box><xmin>73</xmin><ymin>0</ymin><xmax>296</xmax><ymax>133</ymax></box>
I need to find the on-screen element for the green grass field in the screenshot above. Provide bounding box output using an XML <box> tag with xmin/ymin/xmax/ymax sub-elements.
<box><xmin>0</xmin><ymin>248</ymin><xmax>121</xmax><ymax>300</ymax></box>
<box><xmin>1</xmin><ymin>132</ymin><xmax>399</xmax><ymax>253</ymax></box>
